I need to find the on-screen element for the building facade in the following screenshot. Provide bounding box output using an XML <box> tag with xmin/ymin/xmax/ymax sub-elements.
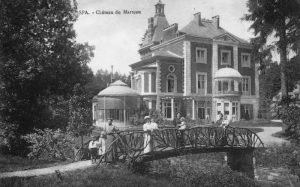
<box><xmin>129</xmin><ymin>1</ymin><xmax>259</xmax><ymax>122</ymax></box>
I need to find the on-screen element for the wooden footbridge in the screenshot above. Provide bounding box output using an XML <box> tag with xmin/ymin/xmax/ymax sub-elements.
<box><xmin>97</xmin><ymin>126</ymin><xmax>264</xmax><ymax>178</ymax></box>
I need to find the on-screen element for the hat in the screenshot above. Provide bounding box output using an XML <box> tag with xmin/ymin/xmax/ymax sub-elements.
<box><xmin>107</xmin><ymin>118</ymin><xmax>113</xmax><ymax>121</ymax></box>
<box><xmin>144</xmin><ymin>116</ymin><xmax>150</xmax><ymax>120</ymax></box>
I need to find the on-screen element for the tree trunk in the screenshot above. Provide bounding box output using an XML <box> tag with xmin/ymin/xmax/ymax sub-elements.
<box><xmin>279</xmin><ymin>24</ymin><xmax>288</xmax><ymax>102</ymax></box>
<box><xmin>81</xmin><ymin>135</ymin><xmax>84</xmax><ymax>148</ymax></box>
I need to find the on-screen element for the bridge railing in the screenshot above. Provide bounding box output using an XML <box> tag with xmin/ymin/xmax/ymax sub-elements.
<box><xmin>97</xmin><ymin>126</ymin><xmax>264</xmax><ymax>165</ymax></box>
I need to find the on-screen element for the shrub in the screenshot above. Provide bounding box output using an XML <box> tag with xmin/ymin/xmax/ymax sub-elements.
<box><xmin>22</xmin><ymin>129</ymin><xmax>74</xmax><ymax>161</ymax></box>
<box><xmin>277</xmin><ymin>104</ymin><xmax>300</xmax><ymax>144</ymax></box>
<box><xmin>255</xmin><ymin>143</ymin><xmax>300</xmax><ymax>168</ymax></box>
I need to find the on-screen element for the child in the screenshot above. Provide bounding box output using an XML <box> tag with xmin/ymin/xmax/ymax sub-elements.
<box><xmin>88</xmin><ymin>135</ymin><xmax>99</xmax><ymax>164</ymax></box>
<box><xmin>98</xmin><ymin>131</ymin><xmax>106</xmax><ymax>156</ymax></box>
<box><xmin>178</xmin><ymin>117</ymin><xmax>186</xmax><ymax>130</ymax></box>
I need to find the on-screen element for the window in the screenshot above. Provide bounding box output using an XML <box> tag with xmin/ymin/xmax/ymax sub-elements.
<box><xmin>164</xmin><ymin>101</ymin><xmax>172</xmax><ymax>119</ymax></box>
<box><xmin>242</xmin><ymin>76</ymin><xmax>251</xmax><ymax>95</ymax></box>
<box><xmin>232</xmin><ymin>102</ymin><xmax>238</xmax><ymax>115</ymax></box>
<box><xmin>241</xmin><ymin>53</ymin><xmax>251</xmax><ymax>67</ymax></box>
<box><xmin>163</xmin><ymin>101</ymin><xmax>178</xmax><ymax>119</ymax></box>
<box><xmin>223</xmin><ymin>81</ymin><xmax>229</xmax><ymax>91</ymax></box>
<box><xmin>217</xmin><ymin>103</ymin><xmax>222</xmax><ymax>113</ymax></box>
<box><xmin>221</xmin><ymin>50</ymin><xmax>231</xmax><ymax>65</ymax></box>
<box><xmin>224</xmin><ymin>103</ymin><xmax>229</xmax><ymax>115</ymax></box>
<box><xmin>196</xmin><ymin>47</ymin><xmax>207</xmax><ymax>63</ymax></box>
<box><xmin>198</xmin><ymin>107</ymin><xmax>205</xmax><ymax>119</ymax></box>
<box><xmin>196</xmin><ymin>72</ymin><xmax>207</xmax><ymax>95</ymax></box>
<box><xmin>167</xmin><ymin>74</ymin><xmax>176</xmax><ymax>92</ymax></box>
<box><xmin>231</xmin><ymin>80</ymin><xmax>235</xmax><ymax>91</ymax></box>
<box><xmin>218</xmin><ymin>80</ymin><xmax>222</xmax><ymax>91</ymax></box>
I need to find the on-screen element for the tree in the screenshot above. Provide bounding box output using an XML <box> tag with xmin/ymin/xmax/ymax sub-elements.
<box><xmin>67</xmin><ymin>84</ymin><xmax>93</xmax><ymax>148</ymax></box>
<box><xmin>85</xmin><ymin>69</ymin><xmax>130</xmax><ymax>97</ymax></box>
<box><xmin>259</xmin><ymin>60</ymin><xmax>281</xmax><ymax>115</ymax></box>
<box><xmin>243</xmin><ymin>0</ymin><xmax>300</xmax><ymax>101</ymax></box>
<box><xmin>0</xmin><ymin>0</ymin><xmax>94</xmax><ymax>135</ymax></box>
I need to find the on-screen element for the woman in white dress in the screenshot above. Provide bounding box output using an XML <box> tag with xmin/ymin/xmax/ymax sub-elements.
<box><xmin>143</xmin><ymin>116</ymin><xmax>158</xmax><ymax>153</ymax></box>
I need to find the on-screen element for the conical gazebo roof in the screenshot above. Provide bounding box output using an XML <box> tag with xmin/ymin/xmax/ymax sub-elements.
<box><xmin>97</xmin><ymin>80</ymin><xmax>139</xmax><ymax>97</ymax></box>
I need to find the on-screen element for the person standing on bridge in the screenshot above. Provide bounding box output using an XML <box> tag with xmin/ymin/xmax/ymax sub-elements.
<box><xmin>143</xmin><ymin>116</ymin><xmax>158</xmax><ymax>153</ymax></box>
<box><xmin>173</xmin><ymin>112</ymin><xmax>182</xmax><ymax>128</ymax></box>
<box><xmin>178</xmin><ymin>117</ymin><xmax>186</xmax><ymax>147</ymax></box>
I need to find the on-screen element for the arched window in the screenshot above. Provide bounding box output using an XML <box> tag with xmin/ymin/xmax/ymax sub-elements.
<box><xmin>167</xmin><ymin>74</ymin><xmax>176</xmax><ymax>92</ymax></box>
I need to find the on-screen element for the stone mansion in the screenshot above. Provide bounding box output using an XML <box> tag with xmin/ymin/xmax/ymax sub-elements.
<box><xmin>129</xmin><ymin>1</ymin><xmax>259</xmax><ymax>122</ymax></box>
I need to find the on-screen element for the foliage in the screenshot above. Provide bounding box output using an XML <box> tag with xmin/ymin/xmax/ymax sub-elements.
<box><xmin>0</xmin><ymin>122</ymin><xmax>18</xmax><ymax>153</ymax></box>
<box><xmin>67</xmin><ymin>84</ymin><xmax>93</xmax><ymax>147</ymax></box>
<box><xmin>243</xmin><ymin>0</ymin><xmax>300</xmax><ymax>99</ymax></box>
<box><xmin>255</xmin><ymin>143</ymin><xmax>300</xmax><ymax>167</ymax></box>
<box><xmin>0</xmin><ymin>0</ymin><xmax>94</xmax><ymax>136</ymax></box>
<box><xmin>170</xmin><ymin>164</ymin><xmax>257</xmax><ymax>187</ymax></box>
<box><xmin>22</xmin><ymin>128</ymin><xmax>74</xmax><ymax>161</ymax></box>
<box><xmin>259</xmin><ymin>61</ymin><xmax>281</xmax><ymax>114</ymax></box>
<box><xmin>277</xmin><ymin>104</ymin><xmax>300</xmax><ymax>144</ymax></box>
<box><xmin>85</xmin><ymin>69</ymin><xmax>130</xmax><ymax>97</ymax></box>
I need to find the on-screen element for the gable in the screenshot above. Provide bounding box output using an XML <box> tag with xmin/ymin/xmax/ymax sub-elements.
<box><xmin>214</xmin><ymin>33</ymin><xmax>239</xmax><ymax>43</ymax></box>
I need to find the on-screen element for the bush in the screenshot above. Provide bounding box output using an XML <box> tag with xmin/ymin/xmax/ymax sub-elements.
<box><xmin>22</xmin><ymin>129</ymin><xmax>74</xmax><ymax>161</ymax></box>
<box><xmin>277</xmin><ymin>104</ymin><xmax>300</xmax><ymax>144</ymax></box>
<box><xmin>255</xmin><ymin>143</ymin><xmax>300</xmax><ymax>168</ymax></box>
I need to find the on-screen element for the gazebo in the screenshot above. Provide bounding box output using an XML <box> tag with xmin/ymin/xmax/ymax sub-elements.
<box><xmin>92</xmin><ymin>80</ymin><xmax>141</xmax><ymax>129</ymax></box>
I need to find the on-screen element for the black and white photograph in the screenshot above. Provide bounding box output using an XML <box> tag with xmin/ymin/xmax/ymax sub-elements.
<box><xmin>0</xmin><ymin>0</ymin><xmax>300</xmax><ymax>186</ymax></box>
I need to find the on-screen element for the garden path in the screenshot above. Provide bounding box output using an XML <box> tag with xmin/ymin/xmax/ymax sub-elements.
<box><xmin>257</xmin><ymin>127</ymin><xmax>289</xmax><ymax>146</ymax></box>
<box><xmin>0</xmin><ymin>160</ymin><xmax>94</xmax><ymax>178</ymax></box>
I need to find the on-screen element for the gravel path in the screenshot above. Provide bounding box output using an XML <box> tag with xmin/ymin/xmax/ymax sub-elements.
<box><xmin>257</xmin><ymin>127</ymin><xmax>289</xmax><ymax>146</ymax></box>
<box><xmin>0</xmin><ymin>160</ymin><xmax>94</xmax><ymax>178</ymax></box>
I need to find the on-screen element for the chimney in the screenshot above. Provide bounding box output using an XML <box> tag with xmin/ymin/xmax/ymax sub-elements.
<box><xmin>212</xmin><ymin>15</ymin><xmax>220</xmax><ymax>28</ymax></box>
<box><xmin>194</xmin><ymin>12</ymin><xmax>202</xmax><ymax>26</ymax></box>
<box><xmin>148</xmin><ymin>17</ymin><xmax>154</xmax><ymax>29</ymax></box>
<box><xmin>148</xmin><ymin>17</ymin><xmax>154</xmax><ymax>35</ymax></box>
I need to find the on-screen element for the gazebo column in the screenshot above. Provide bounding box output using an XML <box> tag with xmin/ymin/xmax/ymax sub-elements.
<box><xmin>92</xmin><ymin>103</ymin><xmax>95</xmax><ymax>122</ymax></box>
<box><xmin>156</xmin><ymin>61</ymin><xmax>161</xmax><ymax>111</ymax></box>
<box><xmin>192</xmin><ymin>99</ymin><xmax>195</xmax><ymax>120</ymax></box>
<box><xmin>149</xmin><ymin>100</ymin><xmax>152</xmax><ymax>110</ymax></box>
<box><xmin>171</xmin><ymin>98</ymin><xmax>174</xmax><ymax>120</ymax></box>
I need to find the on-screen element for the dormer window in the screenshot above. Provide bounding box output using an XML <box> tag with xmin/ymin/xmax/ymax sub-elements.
<box><xmin>241</xmin><ymin>53</ymin><xmax>251</xmax><ymax>67</ymax></box>
<box><xmin>221</xmin><ymin>50</ymin><xmax>231</xmax><ymax>65</ymax></box>
<box><xmin>196</xmin><ymin>47</ymin><xmax>207</xmax><ymax>63</ymax></box>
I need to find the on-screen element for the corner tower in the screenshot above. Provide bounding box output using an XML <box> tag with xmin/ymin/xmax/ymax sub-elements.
<box><xmin>139</xmin><ymin>0</ymin><xmax>169</xmax><ymax>59</ymax></box>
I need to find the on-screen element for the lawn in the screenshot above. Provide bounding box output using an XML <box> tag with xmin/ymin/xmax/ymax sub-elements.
<box><xmin>0</xmin><ymin>153</ymin><xmax>258</xmax><ymax>187</ymax></box>
<box><xmin>230</xmin><ymin>119</ymin><xmax>283</xmax><ymax>127</ymax></box>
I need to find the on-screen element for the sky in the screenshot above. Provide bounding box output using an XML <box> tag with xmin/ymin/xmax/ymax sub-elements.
<box><xmin>74</xmin><ymin>0</ymin><xmax>255</xmax><ymax>75</ymax></box>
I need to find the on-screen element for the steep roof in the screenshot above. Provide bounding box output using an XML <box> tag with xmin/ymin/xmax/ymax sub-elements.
<box><xmin>152</xmin><ymin>16</ymin><xmax>169</xmax><ymax>42</ymax></box>
<box><xmin>180</xmin><ymin>20</ymin><xmax>248</xmax><ymax>44</ymax></box>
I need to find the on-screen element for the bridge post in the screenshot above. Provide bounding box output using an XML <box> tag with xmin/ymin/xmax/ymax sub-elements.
<box><xmin>227</xmin><ymin>149</ymin><xmax>254</xmax><ymax>179</ymax></box>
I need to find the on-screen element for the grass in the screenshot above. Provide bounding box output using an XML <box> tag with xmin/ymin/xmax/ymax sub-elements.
<box><xmin>230</xmin><ymin>119</ymin><xmax>283</xmax><ymax>127</ymax></box>
<box><xmin>0</xmin><ymin>153</ymin><xmax>259</xmax><ymax>187</ymax></box>
<box><xmin>0</xmin><ymin>154</ymin><xmax>72</xmax><ymax>173</ymax></box>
